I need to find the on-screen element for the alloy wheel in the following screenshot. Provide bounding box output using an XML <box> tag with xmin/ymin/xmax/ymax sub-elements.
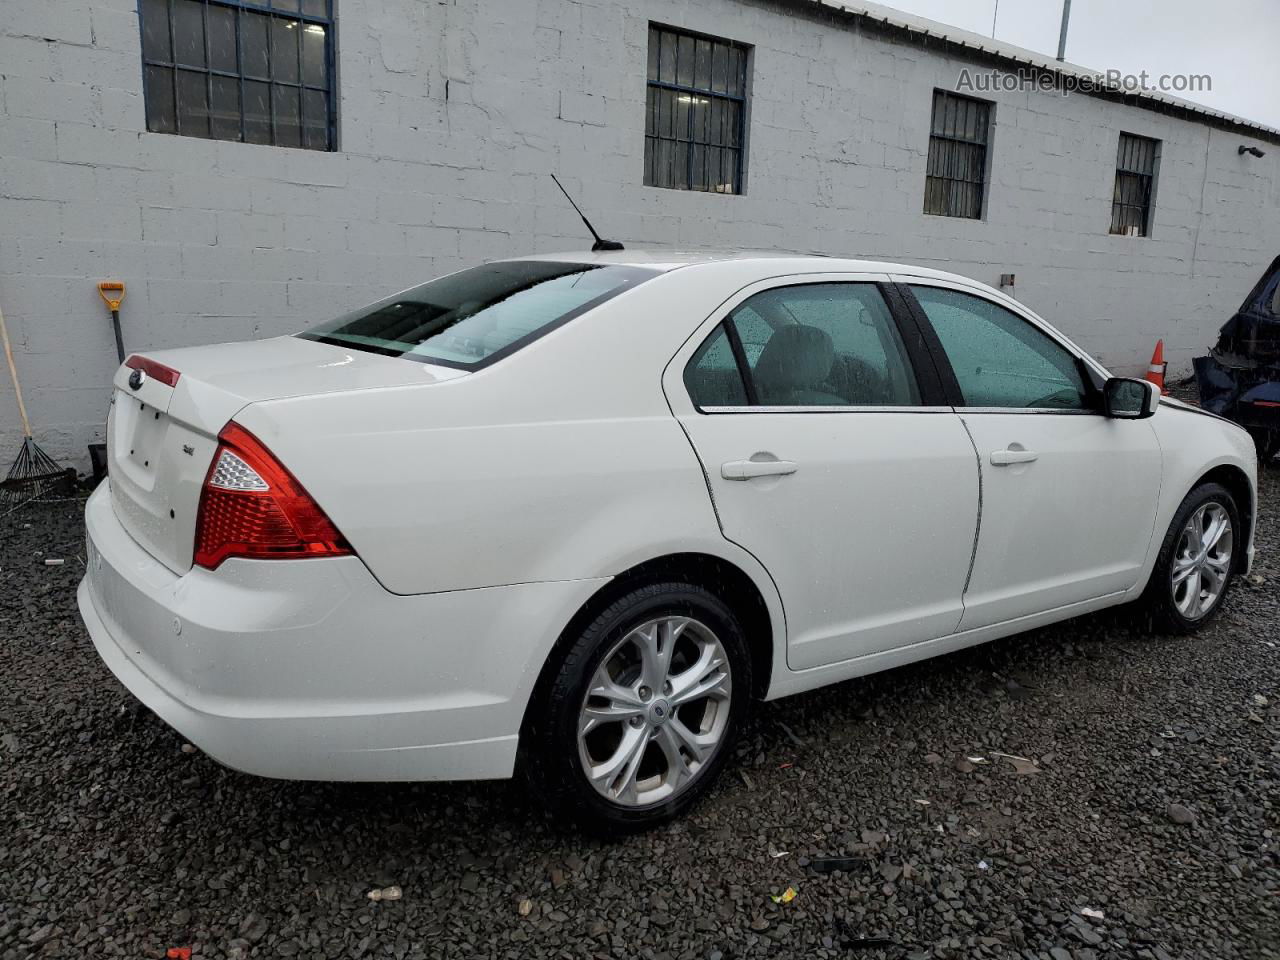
<box><xmin>1170</xmin><ymin>502</ymin><xmax>1234</xmax><ymax>619</ymax></box>
<box><xmin>577</xmin><ymin>616</ymin><xmax>733</xmax><ymax>807</ymax></box>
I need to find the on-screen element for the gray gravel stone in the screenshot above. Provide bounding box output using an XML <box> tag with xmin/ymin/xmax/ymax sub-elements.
<box><xmin>1167</xmin><ymin>803</ymin><xmax>1197</xmax><ymax>825</ymax></box>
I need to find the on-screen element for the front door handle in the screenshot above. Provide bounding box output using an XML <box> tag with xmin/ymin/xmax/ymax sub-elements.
<box><xmin>722</xmin><ymin>458</ymin><xmax>798</xmax><ymax>481</ymax></box>
<box><xmin>990</xmin><ymin>448</ymin><xmax>1039</xmax><ymax>466</ymax></box>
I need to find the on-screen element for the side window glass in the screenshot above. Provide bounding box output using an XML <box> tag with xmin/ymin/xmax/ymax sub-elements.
<box><xmin>684</xmin><ymin>323</ymin><xmax>748</xmax><ymax>407</ymax></box>
<box><xmin>911</xmin><ymin>286</ymin><xmax>1089</xmax><ymax>409</ymax></box>
<box><xmin>729</xmin><ymin>284</ymin><xmax>921</xmax><ymax>407</ymax></box>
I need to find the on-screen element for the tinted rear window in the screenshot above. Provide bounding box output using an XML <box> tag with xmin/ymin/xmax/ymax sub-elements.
<box><xmin>299</xmin><ymin>261</ymin><xmax>656</xmax><ymax>369</ymax></box>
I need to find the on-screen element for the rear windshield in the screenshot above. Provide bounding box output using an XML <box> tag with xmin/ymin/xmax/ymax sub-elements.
<box><xmin>299</xmin><ymin>261</ymin><xmax>656</xmax><ymax>369</ymax></box>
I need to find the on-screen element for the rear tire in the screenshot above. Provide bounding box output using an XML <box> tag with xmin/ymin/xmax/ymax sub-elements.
<box><xmin>524</xmin><ymin>582</ymin><xmax>751</xmax><ymax>836</ymax></box>
<box><xmin>1139</xmin><ymin>482</ymin><xmax>1240</xmax><ymax>634</ymax></box>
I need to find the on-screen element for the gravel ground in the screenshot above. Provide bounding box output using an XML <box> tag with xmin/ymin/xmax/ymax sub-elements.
<box><xmin>2</xmin><ymin>467</ymin><xmax>1277</xmax><ymax>960</ymax></box>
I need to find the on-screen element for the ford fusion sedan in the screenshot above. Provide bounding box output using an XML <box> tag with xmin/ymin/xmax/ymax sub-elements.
<box><xmin>79</xmin><ymin>252</ymin><xmax>1257</xmax><ymax>833</ymax></box>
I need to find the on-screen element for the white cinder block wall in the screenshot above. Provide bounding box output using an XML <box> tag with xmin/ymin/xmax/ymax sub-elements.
<box><xmin>1</xmin><ymin>0</ymin><xmax>1278</xmax><ymax>466</ymax></box>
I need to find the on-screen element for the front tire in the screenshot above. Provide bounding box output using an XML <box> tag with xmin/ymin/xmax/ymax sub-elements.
<box><xmin>1139</xmin><ymin>482</ymin><xmax>1240</xmax><ymax>634</ymax></box>
<box><xmin>524</xmin><ymin>582</ymin><xmax>751</xmax><ymax>835</ymax></box>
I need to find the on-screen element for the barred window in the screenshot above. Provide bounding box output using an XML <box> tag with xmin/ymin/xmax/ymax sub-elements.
<box><xmin>644</xmin><ymin>25</ymin><xmax>749</xmax><ymax>194</ymax></box>
<box><xmin>1111</xmin><ymin>133</ymin><xmax>1159</xmax><ymax>237</ymax></box>
<box><xmin>140</xmin><ymin>0</ymin><xmax>335</xmax><ymax>151</ymax></box>
<box><xmin>924</xmin><ymin>91</ymin><xmax>992</xmax><ymax>219</ymax></box>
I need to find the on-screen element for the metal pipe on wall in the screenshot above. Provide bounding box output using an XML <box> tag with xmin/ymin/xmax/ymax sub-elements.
<box><xmin>1056</xmin><ymin>0</ymin><xmax>1072</xmax><ymax>61</ymax></box>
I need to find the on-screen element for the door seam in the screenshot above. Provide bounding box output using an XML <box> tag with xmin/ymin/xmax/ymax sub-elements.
<box><xmin>660</xmin><ymin>347</ymin><xmax>793</xmax><ymax>668</ymax></box>
<box><xmin>958</xmin><ymin>414</ymin><xmax>983</xmax><ymax>598</ymax></box>
<box><xmin>670</xmin><ymin>413</ymin><xmax>795</xmax><ymax>669</ymax></box>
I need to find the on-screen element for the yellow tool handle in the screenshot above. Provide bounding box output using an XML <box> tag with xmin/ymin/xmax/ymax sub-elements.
<box><xmin>0</xmin><ymin>302</ymin><xmax>33</xmax><ymax>438</ymax></box>
<box><xmin>98</xmin><ymin>281</ymin><xmax>125</xmax><ymax>312</ymax></box>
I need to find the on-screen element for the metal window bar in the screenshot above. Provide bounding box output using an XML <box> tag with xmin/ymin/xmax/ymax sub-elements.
<box><xmin>1110</xmin><ymin>133</ymin><xmax>1157</xmax><ymax>237</ymax></box>
<box><xmin>139</xmin><ymin>0</ymin><xmax>335</xmax><ymax>151</ymax></box>
<box><xmin>924</xmin><ymin>90</ymin><xmax>990</xmax><ymax>219</ymax></box>
<box><xmin>644</xmin><ymin>25</ymin><xmax>748</xmax><ymax>194</ymax></box>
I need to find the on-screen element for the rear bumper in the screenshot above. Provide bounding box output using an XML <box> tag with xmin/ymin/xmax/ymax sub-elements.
<box><xmin>78</xmin><ymin>482</ymin><xmax>607</xmax><ymax>781</ymax></box>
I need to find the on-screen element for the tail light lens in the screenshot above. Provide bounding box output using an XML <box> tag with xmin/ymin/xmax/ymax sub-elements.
<box><xmin>194</xmin><ymin>423</ymin><xmax>352</xmax><ymax>570</ymax></box>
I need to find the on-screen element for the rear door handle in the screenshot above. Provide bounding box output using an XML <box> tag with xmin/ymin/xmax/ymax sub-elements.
<box><xmin>990</xmin><ymin>448</ymin><xmax>1039</xmax><ymax>466</ymax></box>
<box><xmin>721</xmin><ymin>458</ymin><xmax>798</xmax><ymax>480</ymax></box>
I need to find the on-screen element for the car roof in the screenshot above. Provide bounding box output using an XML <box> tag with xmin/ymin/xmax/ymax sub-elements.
<box><xmin>513</xmin><ymin>249</ymin><xmax>988</xmax><ymax>287</ymax></box>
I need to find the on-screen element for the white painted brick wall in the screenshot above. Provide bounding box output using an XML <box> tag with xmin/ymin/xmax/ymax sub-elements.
<box><xmin>1</xmin><ymin>0</ymin><xmax>1278</xmax><ymax>466</ymax></box>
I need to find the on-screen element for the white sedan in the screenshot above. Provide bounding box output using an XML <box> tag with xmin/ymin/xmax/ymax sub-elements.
<box><xmin>79</xmin><ymin>252</ymin><xmax>1257</xmax><ymax>833</ymax></box>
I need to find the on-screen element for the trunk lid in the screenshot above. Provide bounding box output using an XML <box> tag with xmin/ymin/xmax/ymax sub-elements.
<box><xmin>107</xmin><ymin>336</ymin><xmax>463</xmax><ymax>573</ymax></box>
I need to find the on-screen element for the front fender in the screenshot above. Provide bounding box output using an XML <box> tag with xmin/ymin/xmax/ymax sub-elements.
<box><xmin>1138</xmin><ymin>404</ymin><xmax>1259</xmax><ymax>587</ymax></box>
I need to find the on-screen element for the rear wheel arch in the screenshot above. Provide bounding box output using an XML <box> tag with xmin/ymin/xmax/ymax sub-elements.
<box><xmin>518</xmin><ymin>553</ymin><xmax>775</xmax><ymax>749</ymax></box>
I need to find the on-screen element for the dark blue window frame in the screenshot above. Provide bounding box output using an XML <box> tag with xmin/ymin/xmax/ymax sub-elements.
<box><xmin>644</xmin><ymin>24</ymin><xmax>749</xmax><ymax>195</ymax></box>
<box><xmin>138</xmin><ymin>0</ymin><xmax>337</xmax><ymax>151</ymax></box>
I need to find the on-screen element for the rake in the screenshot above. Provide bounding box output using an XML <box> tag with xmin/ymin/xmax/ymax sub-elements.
<box><xmin>0</xmin><ymin>298</ymin><xmax>69</xmax><ymax>503</ymax></box>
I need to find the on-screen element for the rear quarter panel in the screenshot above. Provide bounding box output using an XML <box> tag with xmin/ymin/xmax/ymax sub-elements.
<box><xmin>234</xmin><ymin>263</ymin><xmax>788</xmax><ymax>598</ymax></box>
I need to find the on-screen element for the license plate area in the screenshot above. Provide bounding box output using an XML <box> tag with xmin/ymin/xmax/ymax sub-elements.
<box><xmin>111</xmin><ymin>390</ymin><xmax>173</xmax><ymax>490</ymax></box>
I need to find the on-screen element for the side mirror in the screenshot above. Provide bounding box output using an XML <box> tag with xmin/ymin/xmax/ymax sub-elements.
<box><xmin>1103</xmin><ymin>377</ymin><xmax>1159</xmax><ymax>419</ymax></box>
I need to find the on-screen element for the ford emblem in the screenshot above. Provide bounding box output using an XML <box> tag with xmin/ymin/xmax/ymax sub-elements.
<box><xmin>128</xmin><ymin>368</ymin><xmax>145</xmax><ymax>390</ymax></box>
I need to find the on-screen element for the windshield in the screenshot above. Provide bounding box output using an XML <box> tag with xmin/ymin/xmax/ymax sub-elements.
<box><xmin>299</xmin><ymin>261</ymin><xmax>657</xmax><ymax>369</ymax></box>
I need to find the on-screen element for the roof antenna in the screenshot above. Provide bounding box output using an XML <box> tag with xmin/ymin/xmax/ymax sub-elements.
<box><xmin>550</xmin><ymin>174</ymin><xmax>624</xmax><ymax>252</ymax></box>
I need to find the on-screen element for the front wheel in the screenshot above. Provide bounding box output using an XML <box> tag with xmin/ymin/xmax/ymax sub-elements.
<box><xmin>524</xmin><ymin>582</ymin><xmax>751</xmax><ymax>835</ymax></box>
<box><xmin>1139</xmin><ymin>482</ymin><xmax>1240</xmax><ymax>634</ymax></box>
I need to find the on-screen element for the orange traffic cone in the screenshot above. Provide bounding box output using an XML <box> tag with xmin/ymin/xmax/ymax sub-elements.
<box><xmin>1144</xmin><ymin>339</ymin><xmax>1167</xmax><ymax>394</ymax></box>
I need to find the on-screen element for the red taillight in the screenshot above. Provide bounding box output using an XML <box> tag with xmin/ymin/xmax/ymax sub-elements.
<box><xmin>193</xmin><ymin>423</ymin><xmax>352</xmax><ymax>570</ymax></box>
<box><xmin>125</xmin><ymin>354</ymin><xmax>181</xmax><ymax>387</ymax></box>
